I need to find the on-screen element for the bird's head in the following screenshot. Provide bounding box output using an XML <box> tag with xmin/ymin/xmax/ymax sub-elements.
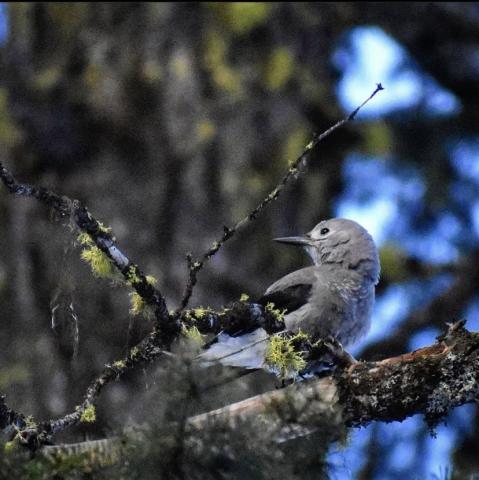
<box><xmin>274</xmin><ymin>218</ymin><xmax>380</xmax><ymax>283</ymax></box>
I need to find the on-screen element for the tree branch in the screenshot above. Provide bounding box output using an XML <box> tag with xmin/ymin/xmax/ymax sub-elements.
<box><xmin>0</xmin><ymin>162</ymin><xmax>172</xmax><ymax>335</ymax></box>
<box><xmin>40</xmin><ymin>321</ymin><xmax>479</xmax><ymax>463</ymax></box>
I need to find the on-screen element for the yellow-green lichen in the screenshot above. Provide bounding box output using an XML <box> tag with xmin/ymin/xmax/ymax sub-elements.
<box><xmin>182</xmin><ymin>325</ymin><xmax>206</xmax><ymax>345</ymax></box>
<box><xmin>129</xmin><ymin>292</ymin><xmax>155</xmax><ymax>319</ymax></box>
<box><xmin>130</xmin><ymin>346</ymin><xmax>140</xmax><ymax>359</ymax></box>
<box><xmin>77</xmin><ymin>231</ymin><xmax>94</xmax><ymax>246</ymax></box>
<box><xmin>265</xmin><ymin>302</ymin><xmax>287</xmax><ymax>322</ymax></box>
<box><xmin>81</xmin><ymin>246</ymin><xmax>114</xmax><ymax>278</ymax></box>
<box><xmin>112</xmin><ymin>360</ymin><xmax>126</xmax><ymax>369</ymax></box>
<box><xmin>240</xmin><ymin>293</ymin><xmax>250</xmax><ymax>302</ymax></box>
<box><xmin>126</xmin><ymin>266</ymin><xmax>157</xmax><ymax>287</ymax></box>
<box><xmin>79</xmin><ymin>405</ymin><xmax>96</xmax><ymax>424</ymax></box>
<box><xmin>145</xmin><ymin>275</ymin><xmax>157</xmax><ymax>285</ymax></box>
<box><xmin>193</xmin><ymin>307</ymin><xmax>210</xmax><ymax>319</ymax></box>
<box><xmin>24</xmin><ymin>416</ymin><xmax>37</xmax><ymax>429</ymax></box>
<box><xmin>265</xmin><ymin>331</ymin><xmax>308</xmax><ymax>379</ymax></box>
<box><xmin>97</xmin><ymin>221</ymin><xmax>112</xmax><ymax>234</ymax></box>
<box><xmin>126</xmin><ymin>265</ymin><xmax>141</xmax><ymax>285</ymax></box>
<box><xmin>129</xmin><ymin>292</ymin><xmax>145</xmax><ymax>316</ymax></box>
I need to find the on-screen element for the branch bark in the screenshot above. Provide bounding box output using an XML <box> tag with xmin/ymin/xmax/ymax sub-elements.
<box><xmin>40</xmin><ymin>321</ymin><xmax>479</xmax><ymax>463</ymax></box>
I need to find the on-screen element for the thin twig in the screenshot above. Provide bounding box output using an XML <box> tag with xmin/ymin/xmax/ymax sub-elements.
<box><xmin>176</xmin><ymin>83</ymin><xmax>384</xmax><ymax>313</ymax></box>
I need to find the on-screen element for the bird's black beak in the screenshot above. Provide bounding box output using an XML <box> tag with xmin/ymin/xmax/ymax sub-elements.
<box><xmin>274</xmin><ymin>235</ymin><xmax>312</xmax><ymax>246</ymax></box>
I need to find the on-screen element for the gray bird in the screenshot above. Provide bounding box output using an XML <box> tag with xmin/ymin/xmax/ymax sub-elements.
<box><xmin>201</xmin><ymin>218</ymin><xmax>380</xmax><ymax>371</ymax></box>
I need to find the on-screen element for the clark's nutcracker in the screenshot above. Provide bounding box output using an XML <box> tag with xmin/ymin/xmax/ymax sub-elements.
<box><xmin>201</xmin><ymin>218</ymin><xmax>380</xmax><ymax>371</ymax></box>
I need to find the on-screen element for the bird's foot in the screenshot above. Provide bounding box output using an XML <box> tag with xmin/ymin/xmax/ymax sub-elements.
<box><xmin>323</xmin><ymin>336</ymin><xmax>358</xmax><ymax>367</ymax></box>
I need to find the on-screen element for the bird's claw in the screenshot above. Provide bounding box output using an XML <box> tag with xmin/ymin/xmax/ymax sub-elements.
<box><xmin>323</xmin><ymin>336</ymin><xmax>358</xmax><ymax>367</ymax></box>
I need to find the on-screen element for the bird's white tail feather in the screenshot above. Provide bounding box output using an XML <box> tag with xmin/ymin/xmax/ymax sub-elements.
<box><xmin>199</xmin><ymin>328</ymin><xmax>268</xmax><ymax>369</ymax></box>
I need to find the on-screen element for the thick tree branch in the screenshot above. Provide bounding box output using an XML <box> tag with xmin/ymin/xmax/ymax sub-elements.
<box><xmin>40</xmin><ymin>321</ymin><xmax>479</xmax><ymax>463</ymax></box>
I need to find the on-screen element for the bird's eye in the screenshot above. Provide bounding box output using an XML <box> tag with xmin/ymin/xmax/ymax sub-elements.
<box><xmin>320</xmin><ymin>228</ymin><xmax>329</xmax><ymax>235</ymax></box>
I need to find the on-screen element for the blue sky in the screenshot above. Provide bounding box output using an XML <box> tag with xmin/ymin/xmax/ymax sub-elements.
<box><xmin>334</xmin><ymin>25</ymin><xmax>460</xmax><ymax>117</ymax></box>
<box><xmin>0</xmin><ymin>4</ymin><xmax>7</xmax><ymax>45</ymax></box>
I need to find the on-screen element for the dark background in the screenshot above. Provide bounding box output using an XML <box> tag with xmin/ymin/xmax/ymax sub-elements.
<box><xmin>0</xmin><ymin>3</ymin><xmax>478</xmax><ymax>478</ymax></box>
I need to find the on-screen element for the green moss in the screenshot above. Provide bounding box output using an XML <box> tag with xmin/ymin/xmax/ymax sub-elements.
<box><xmin>264</xmin><ymin>47</ymin><xmax>295</xmax><ymax>91</ymax></box>
<box><xmin>265</xmin><ymin>331</ymin><xmax>308</xmax><ymax>379</ymax></box>
<box><xmin>80</xmin><ymin>246</ymin><xmax>114</xmax><ymax>278</ymax></box>
<box><xmin>79</xmin><ymin>405</ymin><xmax>96</xmax><ymax>424</ymax></box>
<box><xmin>240</xmin><ymin>293</ymin><xmax>250</xmax><ymax>302</ymax></box>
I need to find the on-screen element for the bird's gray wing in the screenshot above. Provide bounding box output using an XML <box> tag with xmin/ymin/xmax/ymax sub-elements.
<box><xmin>258</xmin><ymin>266</ymin><xmax>317</xmax><ymax>313</ymax></box>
